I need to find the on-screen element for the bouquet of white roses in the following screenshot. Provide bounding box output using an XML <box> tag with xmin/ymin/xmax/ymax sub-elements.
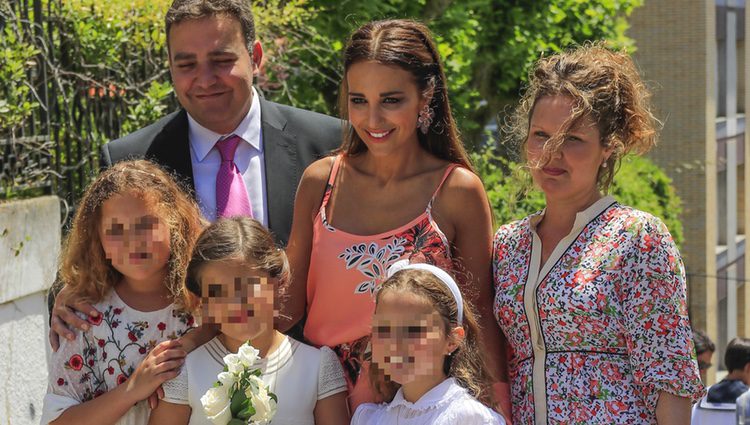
<box><xmin>200</xmin><ymin>342</ymin><xmax>278</xmax><ymax>425</ymax></box>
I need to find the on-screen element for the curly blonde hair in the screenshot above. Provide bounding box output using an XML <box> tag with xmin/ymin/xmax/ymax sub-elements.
<box><xmin>369</xmin><ymin>268</ymin><xmax>496</xmax><ymax>407</ymax></box>
<box><xmin>507</xmin><ymin>42</ymin><xmax>659</xmax><ymax>190</ymax></box>
<box><xmin>59</xmin><ymin>160</ymin><xmax>205</xmax><ymax>310</ymax></box>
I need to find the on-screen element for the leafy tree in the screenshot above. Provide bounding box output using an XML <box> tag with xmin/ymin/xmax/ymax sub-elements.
<box><xmin>273</xmin><ymin>0</ymin><xmax>644</xmax><ymax>146</ymax></box>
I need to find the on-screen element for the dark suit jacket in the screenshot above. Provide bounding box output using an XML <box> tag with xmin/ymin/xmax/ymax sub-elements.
<box><xmin>100</xmin><ymin>97</ymin><xmax>342</xmax><ymax>246</ymax></box>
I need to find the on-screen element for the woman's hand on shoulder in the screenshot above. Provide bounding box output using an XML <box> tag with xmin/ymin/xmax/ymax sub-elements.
<box><xmin>49</xmin><ymin>284</ymin><xmax>101</xmax><ymax>351</ymax></box>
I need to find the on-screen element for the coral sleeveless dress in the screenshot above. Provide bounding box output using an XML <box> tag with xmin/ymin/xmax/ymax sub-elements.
<box><xmin>304</xmin><ymin>154</ymin><xmax>456</xmax><ymax>411</ymax></box>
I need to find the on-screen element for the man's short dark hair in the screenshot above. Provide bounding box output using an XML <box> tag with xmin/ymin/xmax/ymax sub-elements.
<box><xmin>725</xmin><ymin>337</ymin><xmax>750</xmax><ymax>372</ymax></box>
<box><xmin>165</xmin><ymin>0</ymin><xmax>256</xmax><ymax>52</ymax></box>
<box><xmin>693</xmin><ymin>329</ymin><xmax>715</xmax><ymax>355</ymax></box>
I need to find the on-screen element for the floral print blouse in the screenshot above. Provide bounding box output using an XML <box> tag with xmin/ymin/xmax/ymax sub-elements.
<box><xmin>492</xmin><ymin>196</ymin><xmax>704</xmax><ymax>425</ymax></box>
<box><xmin>41</xmin><ymin>289</ymin><xmax>194</xmax><ymax>425</ymax></box>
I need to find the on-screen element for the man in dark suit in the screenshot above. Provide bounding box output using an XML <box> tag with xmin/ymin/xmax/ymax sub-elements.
<box><xmin>101</xmin><ymin>0</ymin><xmax>340</xmax><ymax>245</ymax></box>
<box><xmin>50</xmin><ymin>0</ymin><xmax>339</xmax><ymax>344</ymax></box>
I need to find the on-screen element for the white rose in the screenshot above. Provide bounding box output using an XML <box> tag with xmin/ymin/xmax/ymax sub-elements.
<box><xmin>248</xmin><ymin>385</ymin><xmax>276</xmax><ymax>425</ymax></box>
<box><xmin>200</xmin><ymin>386</ymin><xmax>231</xmax><ymax>425</ymax></box>
<box><xmin>243</xmin><ymin>376</ymin><xmax>276</xmax><ymax>424</ymax></box>
<box><xmin>217</xmin><ymin>371</ymin><xmax>236</xmax><ymax>388</ymax></box>
<box><xmin>245</xmin><ymin>375</ymin><xmax>265</xmax><ymax>393</ymax></box>
<box><xmin>237</xmin><ymin>343</ymin><xmax>260</xmax><ymax>367</ymax></box>
<box><xmin>223</xmin><ymin>353</ymin><xmax>243</xmax><ymax>375</ymax></box>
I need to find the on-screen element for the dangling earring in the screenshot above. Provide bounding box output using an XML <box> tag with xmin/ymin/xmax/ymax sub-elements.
<box><xmin>601</xmin><ymin>161</ymin><xmax>608</xmax><ymax>169</ymax></box>
<box><xmin>417</xmin><ymin>103</ymin><xmax>435</xmax><ymax>135</ymax></box>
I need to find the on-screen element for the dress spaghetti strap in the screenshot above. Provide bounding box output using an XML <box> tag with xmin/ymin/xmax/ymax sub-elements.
<box><xmin>426</xmin><ymin>163</ymin><xmax>460</xmax><ymax>213</ymax></box>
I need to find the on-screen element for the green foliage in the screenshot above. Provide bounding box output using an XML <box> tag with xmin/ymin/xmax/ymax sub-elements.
<box><xmin>275</xmin><ymin>0</ymin><xmax>644</xmax><ymax>144</ymax></box>
<box><xmin>472</xmin><ymin>144</ymin><xmax>684</xmax><ymax>247</ymax></box>
<box><xmin>0</xmin><ymin>5</ymin><xmax>41</xmax><ymax>132</ymax></box>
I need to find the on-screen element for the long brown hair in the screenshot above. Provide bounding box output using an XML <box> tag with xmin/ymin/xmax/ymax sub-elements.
<box><xmin>59</xmin><ymin>160</ymin><xmax>205</xmax><ymax>310</ymax></box>
<box><xmin>508</xmin><ymin>42</ymin><xmax>659</xmax><ymax>190</ymax></box>
<box><xmin>339</xmin><ymin>19</ymin><xmax>474</xmax><ymax>172</ymax></box>
<box><xmin>370</xmin><ymin>268</ymin><xmax>496</xmax><ymax>406</ymax></box>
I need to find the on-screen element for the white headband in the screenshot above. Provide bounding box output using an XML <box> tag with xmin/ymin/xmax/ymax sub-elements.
<box><xmin>386</xmin><ymin>260</ymin><xmax>464</xmax><ymax>324</ymax></box>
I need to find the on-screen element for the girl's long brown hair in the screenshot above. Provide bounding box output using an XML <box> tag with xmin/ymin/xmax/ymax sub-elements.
<box><xmin>58</xmin><ymin>160</ymin><xmax>205</xmax><ymax>310</ymax></box>
<box><xmin>370</xmin><ymin>268</ymin><xmax>496</xmax><ymax>407</ymax></box>
<box><xmin>339</xmin><ymin>19</ymin><xmax>474</xmax><ymax>172</ymax></box>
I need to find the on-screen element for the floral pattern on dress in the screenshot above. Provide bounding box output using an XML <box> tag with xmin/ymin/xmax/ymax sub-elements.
<box><xmin>492</xmin><ymin>202</ymin><xmax>704</xmax><ymax>424</ymax></box>
<box><xmin>337</xmin><ymin>219</ymin><xmax>453</xmax><ymax>295</ymax></box>
<box><xmin>48</xmin><ymin>290</ymin><xmax>194</xmax><ymax>404</ymax></box>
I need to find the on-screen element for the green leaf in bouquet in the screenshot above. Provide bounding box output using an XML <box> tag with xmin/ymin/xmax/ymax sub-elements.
<box><xmin>269</xmin><ymin>392</ymin><xmax>278</xmax><ymax>403</ymax></box>
<box><xmin>237</xmin><ymin>403</ymin><xmax>256</xmax><ymax>420</ymax></box>
<box><xmin>227</xmin><ymin>419</ymin><xmax>246</xmax><ymax>425</ymax></box>
<box><xmin>230</xmin><ymin>387</ymin><xmax>246</xmax><ymax>416</ymax></box>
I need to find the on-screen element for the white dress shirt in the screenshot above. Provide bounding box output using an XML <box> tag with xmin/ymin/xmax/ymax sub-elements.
<box><xmin>187</xmin><ymin>87</ymin><xmax>267</xmax><ymax>224</ymax></box>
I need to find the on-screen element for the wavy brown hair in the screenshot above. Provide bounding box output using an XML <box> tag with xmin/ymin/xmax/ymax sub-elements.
<box><xmin>339</xmin><ymin>19</ymin><xmax>474</xmax><ymax>172</ymax></box>
<box><xmin>507</xmin><ymin>42</ymin><xmax>659</xmax><ymax>191</ymax></box>
<box><xmin>185</xmin><ymin>217</ymin><xmax>290</xmax><ymax>316</ymax></box>
<box><xmin>59</xmin><ymin>160</ymin><xmax>205</xmax><ymax>310</ymax></box>
<box><xmin>369</xmin><ymin>268</ymin><xmax>496</xmax><ymax>407</ymax></box>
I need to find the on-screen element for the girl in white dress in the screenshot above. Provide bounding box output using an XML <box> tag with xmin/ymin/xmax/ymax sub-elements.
<box><xmin>41</xmin><ymin>160</ymin><xmax>206</xmax><ymax>425</ymax></box>
<box><xmin>351</xmin><ymin>262</ymin><xmax>506</xmax><ymax>425</ymax></box>
<box><xmin>150</xmin><ymin>217</ymin><xmax>350</xmax><ymax>425</ymax></box>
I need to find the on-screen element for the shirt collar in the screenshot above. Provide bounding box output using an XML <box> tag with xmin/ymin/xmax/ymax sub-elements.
<box><xmin>188</xmin><ymin>87</ymin><xmax>263</xmax><ymax>162</ymax></box>
<box><xmin>386</xmin><ymin>378</ymin><xmax>463</xmax><ymax>412</ymax></box>
<box><xmin>530</xmin><ymin>195</ymin><xmax>617</xmax><ymax>231</ymax></box>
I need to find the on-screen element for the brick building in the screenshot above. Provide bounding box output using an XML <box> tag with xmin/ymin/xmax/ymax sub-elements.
<box><xmin>628</xmin><ymin>0</ymin><xmax>748</xmax><ymax>384</ymax></box>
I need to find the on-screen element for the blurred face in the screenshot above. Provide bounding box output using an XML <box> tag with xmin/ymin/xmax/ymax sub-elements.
<box><xmin>198</xmin><ymin>260</ymin><xmax>275</xmax><ymax>342</ymax></box>
<box><xmin>526</xmin><ymin>95</ymin><xmax>611</xmax><ymax>202</ymax></box>
<box><xmin>99</xmin><ymin>192</ymin><xmax>171</xmax><ymax>282</ymax></box>
<box><xmin>371</xmin><ymin>291</ymin><xmax>460</xmax><ymax>385</ymax></box>
<box><xmin>168</xmin><ymin>15</ymin><xmax>262</xmax><ymax>134</ymax></box>
<box><xmin>346</xmin><ymin>61</ymin><xmax>428</xmax><ymax>156</ymax></box>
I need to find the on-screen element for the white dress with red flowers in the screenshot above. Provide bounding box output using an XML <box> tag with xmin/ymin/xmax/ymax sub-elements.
<box><xmin>41</xmin><ymin>289</ymin><xmax>194</xmax><ymax>425</ymax></box>
<box><xmin>492</xmin><ymin>196</ymin><xmax>705</xmax><ymax>424</ymax></box>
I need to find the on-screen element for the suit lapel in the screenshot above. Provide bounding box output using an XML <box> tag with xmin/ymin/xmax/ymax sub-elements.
<box><xmin>260</xmin><ymin>98</ymin><xmax>297</xmax><ymax>244</ymax></box>
<box><xmin>144</xmin><ymin>110</ymin><xmax>196</xmax><ymax>194</ymax></box>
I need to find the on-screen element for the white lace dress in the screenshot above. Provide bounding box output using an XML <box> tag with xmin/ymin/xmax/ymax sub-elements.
<box><xmin>162</xmin><ymin>335</ymin><xmax>347</xmax><ymax>425</ymax></box>
<box><xmin>41</xmin><ymin>289</ymin><xmax>195</xmax><ymax>425</ymax></box>
<box><xmin>351</xmin><ymin>378</ymin><xmax>505</xmax><ymax>425</ymax></box>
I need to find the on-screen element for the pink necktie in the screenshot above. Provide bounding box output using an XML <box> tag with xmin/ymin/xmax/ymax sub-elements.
<box><xmin>215</xmin><ymin>135</ymin><xmax>253</xmax><ymax>218</ymax></box>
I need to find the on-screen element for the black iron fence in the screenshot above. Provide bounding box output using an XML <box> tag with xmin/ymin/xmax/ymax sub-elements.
<box><xmin>1</xmin><ymin>0</ymin><xmax>176</xmax><ymax>226</ymax></box>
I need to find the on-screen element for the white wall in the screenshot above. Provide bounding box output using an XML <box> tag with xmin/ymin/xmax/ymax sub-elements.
<box><xmin>0</xmin><ymin>196</ymin><xmax>60</xmax><ymax>425</ymax></box>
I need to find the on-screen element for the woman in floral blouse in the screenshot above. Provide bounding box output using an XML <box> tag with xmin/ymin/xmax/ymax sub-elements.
<box><xmin>492</xmin><ymin>44</ymin><xmax>705</xmax><ymax>424</ymax></box>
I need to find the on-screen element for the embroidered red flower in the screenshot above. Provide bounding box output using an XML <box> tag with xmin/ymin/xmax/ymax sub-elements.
<box><xmin>57</xmin><ymin>378</ymin><xmax>65</xmax><ymax>386</ymax></box>
<box><xmin>128</xmin><ymin>331</ymin><xmax>137</xmax><ymax>342</ymax></box>
<box><xmin>87</xmin><ymin>314</ymin><xmax>102</xmax><ymax>326</ymax></box>
<box><xmin>111</xmin><ymin>321</ymin><xmax>119</xmax><ymax>328</ymax></box>
<box><xmin>139</xmin><ymin>347</ymin><xmax>147</xmax><ymax>354</ymax></box>
<box><xmin>88</xmin><ymin>359</ymin><xmax>94</xmax><ymax>367</ymax></box>
<box><xmin>68</xmin><ymin>354</ymin><xmax>83</xmax><ymax>371</ymax></box>
<box><xmin>116</xmin><ymin>374</ymin><xmax>128</xmax><ymax>385</ymax></box>
<box><xmin>107</xmin><ymin>366</ymin><xmax>114</xmax><ymax>375</ymax></box>
<box><xmin>157</xmin><ymin>322</ymin><xmax>166</xmax><ymax>331</ymax></box>
<box><xmin>186</xmin><ymin>316</ymin><xmax>195</xmax><ymax>327</ymax></box>
<box><xmin>113</xmin><ymin>308</ymin><xmax>122</xmax><ymax>315</ymax></box>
